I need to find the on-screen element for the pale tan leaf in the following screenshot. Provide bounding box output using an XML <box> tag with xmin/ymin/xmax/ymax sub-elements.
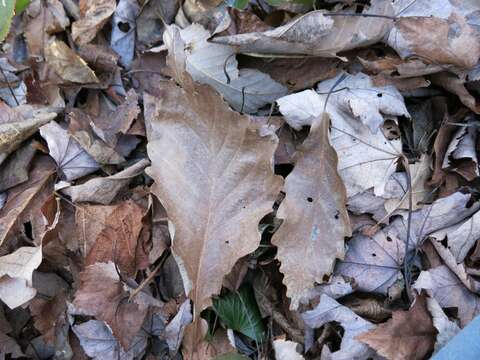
<box><xmin>426</xmin><ymin>297</ymin><xmax>460</xmax><ymax>353</ymax></box>
<box><xmin>72</xmin><ymin>0</ymin><xmax>116</xmax><ymax>45</ymax></box>
<box><xmin>0</xmin><ymin>106</ymin><xmax>57</xmax><ymax>165</ymax></box>
<box><xmin>62</xmin><ymin>159</ymin><xmax>150</xmax><ymax>205</ymax></box>
<box><xmin>44</xmin><ymin>40</ymin><xmax>99</xmax><ymax>84</ymax></box>
<box><xmin>0</xmin><ymin>246</ymin><xmax>42</xmax><ymax>309</ymax></box>
<box><xmin>357</xmin><ymin>294</ymin><xmax>436</xmax><ymax>360</ymax></box>
<box><xmin>144</xmin><ymin>78</ymin><xmax>283</xmax><ymax>353</ymax></box>
<box><xmin>272</xmin><ymin>114</ymin><xmax>351</xmax><ymax>309</ymax></box>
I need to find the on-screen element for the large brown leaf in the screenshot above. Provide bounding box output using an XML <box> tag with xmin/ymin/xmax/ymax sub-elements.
<box><xmin>272</xmin><ymin>114</ymin><xmax>351</xmax><ymax>310</ymax></box>
<box><xmin>144</xmin><ymin>78</ymin><xmax>283</xmax><ymax>352</ymax></box>
<box><xmin>357</xmin><ymin>294</ymin><xmax>436</xmax><ymax>360</ymax></box>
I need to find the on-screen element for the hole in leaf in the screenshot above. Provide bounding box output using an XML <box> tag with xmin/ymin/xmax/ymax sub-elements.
<box><xmin>377</xmin><ymin>93</ymin><xmax>383</xmax><ymax>97</ymax></box>
<box><xmin>371</xmin><ymin>253</ymin><xmax>376</xmax><ymax>257</ymax></box>
<box><xmin>307</xmin><ymin>197</ymin><xmax>313</xmax><ymax>203</ymax></box>
<box><xmin>118</xmin><ymin>21</ymin><xmax>131</xmax><ymax>32</ymax></box>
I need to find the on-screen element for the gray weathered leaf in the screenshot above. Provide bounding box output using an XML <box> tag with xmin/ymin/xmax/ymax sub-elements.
<box><xmin>40</xmin><ymin>121</ymin><xmax>100</xmax><ymax>181</ymax></box>
<box><xmin>302</xmin><ymin>294</ymin><xmax>376</xmax><ymax>360</ymax></box>
<box><xmin>111</xmin><ymin>0</ymin><xmax>140</xmax><ymax>68</ymax></box>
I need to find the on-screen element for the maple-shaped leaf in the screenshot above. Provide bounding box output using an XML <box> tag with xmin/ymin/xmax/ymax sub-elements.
<box><xmin>336</xmin><ymin>192</ymin><xmax>478</xmax><ymax>294</ymax></box>
<box><xmin>72</xmin><ymin>262</ymin><xmax>149</xmax><ymax>350</ymax></box>
<box><xmin>144</xmin><ymin>78</ymin><xmax>283</xmax><ymax>353</ymax></box>
<box><xmin>277</xmin><ymin>72</ymin><xmax>408</xmax><ymax>197</ymax></box>
<box><xmin>357</xmin><ymin>294</ymin><xmax>437</xmax><ymax>360</ymax></box>
<box><xmin>272</xmin><ymin>114</ymin><xmax>351</xmax><ymax>309</ymax></box>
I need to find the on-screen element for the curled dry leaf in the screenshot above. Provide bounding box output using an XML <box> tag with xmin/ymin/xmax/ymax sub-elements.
<box><xmin>357</xmin><ymin>294</ymin><xmax>436</xmax><ymax>360</ymax></box>
<box><xmin>0</xmin><ymin>156</ymin><xmax>56</xmax><ymax>248</ymax></box>
<box><xmin>164</xmin><ymin>299</ymin><xmax>193</xmax><ymax>353</ymax></box>
<box><xmin>73</xmin><ymin>262</ymin><xmax>149</xmax><ymax>350</ymax></box>
<box><xmin>212</xmin><ymin>0</ymin><xmax>394</xmax><ymax>57</ymax></box>
<box><xmin>44</xmin><ymin>40</ymin><xmax>99</xmax><ymax>84</ymax></box>
<box><xmin>40</xmin><ymin>121</ymin><xmax>100</xmax><ymax>181</ymax></box>
<box><xmin>272</xmin><ymin>114</ymin><xmax>351</xmax><ymax>310</ymax></box>
<box><xmin>0</xmin><ymin>105</ymin><xmax>57</xmax><ymax>165</ymax></box>
<box><xmin>0</xmin><ymin>246</ymin><xmax>42</xmax><ymax>309</ymax></box>
<box><xmin>110</xmin><ymin>0</ymin><xmax>140</xmax><ymax>68</ymax></box>
<box><xmin>302</xmin><ymin>294</ymin><xmax>376</xmax><ymax>359</ymax></box>
<box><xmin>85</xmin><ymin>200</ymin><xmax>144</xmax><ymax>276</ymax></box>
<box><xmin>144</xmin><ymin>78</ymin><xmax>283</xmax><ymax>353</ymax></box>
<box><xmin>62</xmin><ymin>159</ymin><xmax>150</xmax><ymax>204</ymax></box>
<box><xmin>72</xmin><ymin>0</ymin><xmax>117</xmax><ymax>45</ymax></box>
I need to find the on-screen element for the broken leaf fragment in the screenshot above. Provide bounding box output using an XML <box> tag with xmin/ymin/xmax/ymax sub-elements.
<box><xmin>72</xmin><ymin>0</ymin><xmax>116</xmax><ymax>45</ymax></box>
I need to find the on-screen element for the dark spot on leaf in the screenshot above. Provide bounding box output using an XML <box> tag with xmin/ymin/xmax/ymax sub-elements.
<box><xmin>377</xmin><ymin>93</ymin><xmax>383</xmax><ymax>98</ymax></box>
<box><xmin>118</xmin><ymin>21</ymin><xmax>131</xmax><ymax>32</ymax></box>
<box><xmin>372</xmin><ymin>253</ymin><xmax>376</xmax><ymax>257</ymax></box>
<box><xmin>307</xmin><ymin>197</ymin><xmax>313</xmax><ymax>203</ymax></box>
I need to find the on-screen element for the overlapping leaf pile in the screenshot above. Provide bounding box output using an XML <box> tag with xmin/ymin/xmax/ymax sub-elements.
<box><xmin>1</xmin><ymin>0</ymin><xmax>480</xmax><ymax>359</ymax></box>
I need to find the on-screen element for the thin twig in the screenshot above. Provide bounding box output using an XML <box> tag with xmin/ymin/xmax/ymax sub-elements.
<box><xmin>324</xmin><ymin>13</ymin><xmax>397</xmax><ymax>20</ymax></box>
<box><xmin>400</xmin><ymin>155</ymin><xmax>413</xmax><ymax>301</ymax></box>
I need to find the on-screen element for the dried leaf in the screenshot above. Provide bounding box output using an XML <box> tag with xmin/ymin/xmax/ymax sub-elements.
<box><xmin>357</xmin><ymin>294</ymin><xmax>436</xmax><ymax>360</ymax></box>
<box><xmin>62</xmin><ymin>159</ymin><xmax>149</xmax><ymax>204</ymax></box>
<box><xmin>0</xmin><ymin>106</ymin><xmax>57</xmax><ymax>165</ymax></box>
<box><xmin>277</xmin><ymin>72</ymin><xmax>408</xmax><ymax>197</ymax></box>
<box><xmin>144</xmin><ymin>78</ymin><xmax>283</xmax><ymax>352</ymax></box>
<box><xmin>0</xmin><ymin>156</ymin><xmax>56</xmax><ymax>248</ymax></box>
<box><xmin>0</xmin><ymin>141</ymin><xmax>37</xmax><ymax>192</ymax></box>
<box><xmin>273</xmin><ymin>339</ymin><xmax>304</xmax><ymax>360</ymax></box>
<box><xmin>212</xmin><ymin>0</ymin><xmax>394</xmax><ymax>57</ymax></box>
<box><xmin>72</xmin><ymin>0</ymin><xmax>116</xmax><ymax>45</ymax></box>
<box><xmin>40</xmin><ymin>121</ymin><xmax>100</xmax><ymax>181</ymax></box>
<box><xmin>302</xmin><ymin>294</ymin><xmax>376</xmax><ymax>359</ymax></box>
<box><xmin>272</xmin><ymin>114</ymin><xmax>351</xmax><ymax>309</ymax></box>
<box><xmin>388</xmin><ymin>14</ymin><xmax>480</xmax><ymax>69</ymax></box>
<box><xmin>426</xmin><ymin>297</ymin><xmax>460</xmax><ymax>353</ymax></box>
<box><xmin>164</xmin><ymin>300</ymin><xmax>193</xmax><ymax>353</ymax></box>
<box><xmin>73</xmin><ymin>262</ymin><xmax>149</xmax><ymax>350</ymax></box>
<box><xmin>110</xmin><ymin>0</ymin><xmax>139</xmax><ymax>68</ymax></box>
<box><xmin>44</xmin><ymin>40</ymin><xmax>99</xmax><ymax>84</ymax></box>
<box><xmin>0</xmin><ymin>246</ymin><xmax>42</xmax><ymax>309</ymax></box>
<box><xmin>414</xmin><ymin>265</ymin><xmax>480</xmax><ymax>327</ymax></box>
<box><xmin>85</xmin><ymin>201</ymin><xmax>144</xmax><ymax>276</ymax></box>
<box><xmin>73</xmin><ymin>320</ymin><xmax>146</xmax><ymax>360</ymax></box>
<box><xmin>164</xmin><ymin>24</ymin><xmax>287</xmax><ymax>113</ymax></box>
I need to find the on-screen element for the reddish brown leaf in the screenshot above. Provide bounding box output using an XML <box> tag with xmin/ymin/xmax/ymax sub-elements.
<box><xmin>357</xmin><ymin>295</ymin><xmax>437</xmax><ymax>360</ymax></box>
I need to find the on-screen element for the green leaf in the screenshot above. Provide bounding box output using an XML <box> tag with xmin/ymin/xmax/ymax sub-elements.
<box><xmin>15</xmin><ymin>0</ymin><xmax>30</xmax><ymax>14</ymax></box>
<box><xmin>214</xmin><ymin>352</ymin><xmax>250</xmax><ymax>360</ymax></box>
<box><xmin>0</xmin><ymin>0</ymin><xmax>15</xmax><ymax>43</ymax></box>
<box><xmin>232</xmin><ymin>0</ymin><xmax>249</xmax><ymax>9</ymax></box>
<box><xmin>212</xmin><ymin>286</ymin><xmax>265</xmax><ymax>343</ymax></box>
